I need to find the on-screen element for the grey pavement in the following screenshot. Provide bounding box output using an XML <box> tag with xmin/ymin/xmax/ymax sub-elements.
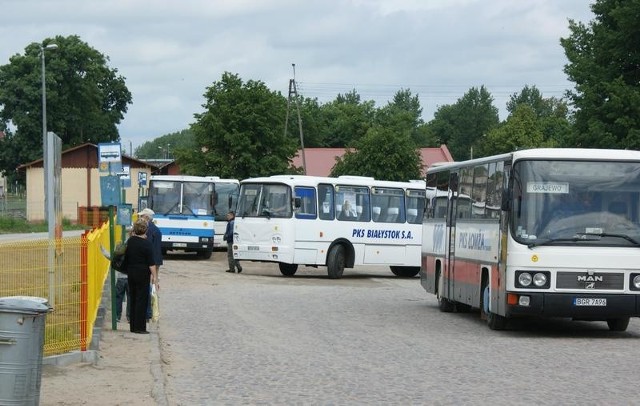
<box><xmin>42</xmin><ymin>250</ymin><xmax>640</xmax><ymax>405</ymax></box>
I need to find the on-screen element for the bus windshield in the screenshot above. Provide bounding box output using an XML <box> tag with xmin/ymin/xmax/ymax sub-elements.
<box><xmin>213</xmin><ymin>182</ymin><xmax>240</xmax><ymax>221</ymax></box>
<box><xmin>237</xmin><ymin>183</ymin><xmax>292</xmax><ymax>218</ymax></box>
<box><xmin>149</xmin><ymin>180</ymin><xmax>214</xmax><ymax>216</ymax></box>
<box><xmin>511</xmin><ymin>160</ymin><xmax>640</xmax><ymax>246</ymax></box>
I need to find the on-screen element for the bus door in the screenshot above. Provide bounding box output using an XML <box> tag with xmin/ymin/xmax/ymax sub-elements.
<box><xmin>444</xmin><ymin>172</ymin><xmax>459</xmax><ymax>300</ymax></box>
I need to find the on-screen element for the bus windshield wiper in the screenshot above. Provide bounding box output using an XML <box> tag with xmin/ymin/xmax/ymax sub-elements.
<box><xmin>528</xmin><ymin>236</ymin><xmax>600</xmax><ymax>248</ymax></box>
<box><xmin>576</xmin><ymin>232</ymin><xmax>640</xmax><ymax>246</ymax></box>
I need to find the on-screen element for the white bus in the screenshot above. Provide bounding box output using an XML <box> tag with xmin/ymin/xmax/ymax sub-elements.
<box><xmin>421</xmin><ymin>148</ymin><xmax>640</xmax><ymax>331</ymax></box>
<box><xmin>147</xmin><ymin>175</ymin><xmax>239</xmax><ymax>258</ymax></box>
<box><xmin>234</xmin><ymin>175</ymin><xmax>426</xmax><ymax>278</ymax></box>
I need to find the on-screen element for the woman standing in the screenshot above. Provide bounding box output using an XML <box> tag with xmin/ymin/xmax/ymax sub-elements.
<box><xmin>125</xmin><ymin>218</ymin><xmax>158</xmax><ymax>334</ymax></box>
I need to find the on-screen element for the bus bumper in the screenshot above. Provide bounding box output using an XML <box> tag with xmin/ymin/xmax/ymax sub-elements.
<box><xmin>162</xmin><ymin>241</ymin><xmax>213</xmax><ymax>251</ymax></box>
<box><xmin>506</xmin><ymin>292</ymin><xmax>640</xmax><ymax>319</ymax></box>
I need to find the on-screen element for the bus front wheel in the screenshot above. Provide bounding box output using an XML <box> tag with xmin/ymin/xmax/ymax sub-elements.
<box><xmin>607</xmin><ymin>317</ymin><xmax>630</xmax><ymax>332</ymax></box>
<box><xmin>279</xmin><ymin>263</ymin><xmax>298</xmax><ymax>277</ymax></box>
<box><xmin>390</xmin><ymin>266</ymin><xmax>420</xmax><ymax>277</ymax></box>
<box><xmin>482</xmin><ymin>285</ymin><xmax>507</xmax><ymax>330</ymax></box>
<box><xmin>197</xmin><ymin>249</ymin><xmax>212</xmax><ymax>259</ymax></box>
<box><xmin>327</xmin><ymin>245</ymin><xmax>345</xmax><ymax>279</ymax></box>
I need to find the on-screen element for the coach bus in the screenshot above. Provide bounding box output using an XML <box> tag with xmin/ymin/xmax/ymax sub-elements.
<box><xmin>147</xmin><ymin>175</ymin><xmax>239</xmax><ymax>258</ymax></box>
<box><xmin>233</xmin><ymin>175</ymin><xmax>426</xmax><ymax>278</ymax></box>
<box><xmin>420</xmin><ymin>148</ymin><xmax>640</xmax><ymax>331</ymax></box>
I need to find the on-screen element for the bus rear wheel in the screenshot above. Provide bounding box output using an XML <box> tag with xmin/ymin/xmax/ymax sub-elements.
<box><xmin>279</xmin><ymin>263</ymin><xmax>298</xmax><ymax>276</ymax></box>
<box><xmin>607</xmin><ymin>317</ymin><xmax>630</xmax><ymax>332</ymax></box>
<box><xmin>327</xmin><ymin>245</ymin><xmax>345</xmax><ymax>279</ymax></box>
<box><xmin>436</xmin><ymin>272</ymin><xmax>455</xmax><ymax>312</ymax></box>
<box><xmin>390</xmin><ymin>266</ymin><xmax>420</xmax><ymax>277</ymax></box>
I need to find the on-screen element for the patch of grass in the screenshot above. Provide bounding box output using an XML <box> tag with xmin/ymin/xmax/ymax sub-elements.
<box><xmin>0</xmin><ymin>216</ymin><xmax>88</xmax><ymax>234</ymax></box>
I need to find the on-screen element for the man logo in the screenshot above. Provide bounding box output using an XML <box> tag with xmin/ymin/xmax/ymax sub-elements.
<box><xmin>577</xmin><ymin>275</ymin><xmax>603</xmax><ymax>282</ymax></box>
<box><xmin>585</xmin><ymin>282</ymin><xmax>595</xmax><ymax>289</ymax></box>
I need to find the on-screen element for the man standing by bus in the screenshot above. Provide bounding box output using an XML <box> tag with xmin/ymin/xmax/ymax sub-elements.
<box><xmin>223</xmin><ymin>211</ymin><xmax>242</xmax><ymax>273</ymax></box>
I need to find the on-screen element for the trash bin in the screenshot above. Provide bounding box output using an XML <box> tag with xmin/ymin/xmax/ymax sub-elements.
<box><xmin>0</xmin><ymin>296</ymin><xmax>51</xmax><ymax>406</ymax></box>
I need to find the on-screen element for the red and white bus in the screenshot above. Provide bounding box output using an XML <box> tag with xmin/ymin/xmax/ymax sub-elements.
<box><xmin>420</xmin><ymin>148</ymin><xmax>640</xmax><ymax>331</ymax></box>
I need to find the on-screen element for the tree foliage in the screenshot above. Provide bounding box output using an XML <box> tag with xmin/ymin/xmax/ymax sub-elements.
<box><xmin>330</xmin><ymin>122</ymin><xmax>422</xmax><ymax>182</ymax></box>
<box><xmin>134</xmin><ymin>129</ymin><xmax>195</xmax><ymax>159</ymax></box>
<box><xmin>425</xmin><ymin>86</ymin><xmax>499</xmax><ymax>160</ymax></box>
<box><xmin>317</xmin><ymin>90</ymin><xmax>375</xmax><ymax>147</ymax></box>
<box><xmin>560</xmin><ymin>0</ymin><xmax>640</xmax><ymax>148</ymax></box>
<box><xmin>0</xmin><ymin>35</ymin><xmax>132</xmax><ymax>176</ymax></box>
<box><xmin>180</xmin><ymin>72</ymin><xmax>298</xmax><ymax>179</ymax></box>
<box><xmin>476</xmin><ymin>105</ymin><xmax>555</xmax><ymax>156</ymax></box>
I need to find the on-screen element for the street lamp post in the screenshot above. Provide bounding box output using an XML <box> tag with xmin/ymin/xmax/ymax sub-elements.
<box><xmin>41</xmin><ymin>43</ymin><xmax>58</xmax><ymax>216</ymax></box>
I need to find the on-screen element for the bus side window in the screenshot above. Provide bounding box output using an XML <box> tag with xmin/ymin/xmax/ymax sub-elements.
<box><xmin>318</xmin><ymin>183</ymin><xmax>334</xmax><ymax>221</ymax></box>
<box><xmin>372</xmin><ymin>206</ymin><xmax>381</xmax><ymax>222</ymax></box>
<box><xmin>295</xmin><ymin>187</ymin><xmax>317</xmax><ymax>219</ymax></box>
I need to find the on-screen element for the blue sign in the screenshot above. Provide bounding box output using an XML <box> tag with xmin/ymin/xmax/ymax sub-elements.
<box><xmin>138</xmin><ymin>172</ymin><xmax>147</xmax><ymax>187</ymax></box>
<box><xmin>100</xmin><ymin>176</ymin><xmax>121</xmax><ymax>206</ymax></box>
<box><xmin>117</xmin><ymin>204</ymin><xmax>133</xmax><ymax>226</ymax></box>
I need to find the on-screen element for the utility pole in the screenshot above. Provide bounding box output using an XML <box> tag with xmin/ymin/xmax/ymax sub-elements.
<box><xmin>284</xmin><ymin>63</ymin><xmax>307</xmax><ymax>174</ymax></box>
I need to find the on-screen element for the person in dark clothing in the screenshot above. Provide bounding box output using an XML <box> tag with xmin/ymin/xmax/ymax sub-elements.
<box><xmin>139</xmin><ymin>208</ymin><xmax>163</xmax><ymax>320</ymax></box>
<box><xmin>223</xmin><ymin>211</ymin><xmax>242</xmax><ymax>273</ymax></box>
<box><xmin>124</xmin><ymin>218</ymin><xmax>158</xmax><ymax>334</ymax></box>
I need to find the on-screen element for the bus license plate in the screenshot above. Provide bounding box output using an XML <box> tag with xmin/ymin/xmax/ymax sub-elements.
<box><xmin>248</xmin><ymin>246</ymin><xmax>259</xmax><ymax>251</ymax></box>
<box><xmin>173</xmin><ymin>243</ymin><xmax>187</xmax><ymax>248</ymax></box>
<box><xmin>574</xmin><ymin>298</ymin><xmax>607</xmax><ymax>306</ymax></box>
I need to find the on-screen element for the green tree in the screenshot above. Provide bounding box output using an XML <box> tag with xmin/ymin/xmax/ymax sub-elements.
<box><xmin>477</xmin><ymin>85</ymin><xmax>572</xmax><ymax>152</ymax></box>
<box><xmin>476</xmin><ymin>105</ymin><xmax>556</xmax><ymax>156</ymax></box>
<box><xmin>375</xmin><ymin>89</ymin><xmax>434</xmax><ymax>146</ymax></box>
<box><xmin>330</xmin><ymin>124</ymin><xmax>422</xmax><ymax>181</ymax></box>
<box><xmin>560</xmin><ymin>0</ymin><xmax>640</xmax><ymax>148</ymax></box>
<box><xmin>318</xmin><ymin>90</ymin><xmax>376</xmax><ymax>147</ymax></box>
<box><xmin>0</xmin><ymin>35</ymin><xmax>132</xmax><ymax>176</ymax></box>
<box><xmin>425</xmin><ymin>86</ymin><xmax>499</xmax><ymax>160</ymax></box>
<box><xmin>180</xmin><ymin>72</ymin><xmax>297</xmax><ymax>179</ymax></box>
<box><xmin>135</xmin><ymin>129</ymin><xmax>195</xmax><ymax>159</ymax></box>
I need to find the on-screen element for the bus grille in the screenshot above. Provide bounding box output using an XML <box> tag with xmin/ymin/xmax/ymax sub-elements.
<box><xmin>556</xmin><ymin>272</ymin><xmax>624</xmax><ymax>290</ymax></box>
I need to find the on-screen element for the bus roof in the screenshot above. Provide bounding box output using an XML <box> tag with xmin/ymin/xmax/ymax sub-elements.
<box><xmin>240</xmin><ymin>174</ymin><xmax>425</xmax><ymax>189</ymax></box>
<box><xmin>427</xmin><ymin>148</ymin><xmax>640</xmax><ymax>173</ymax></box>
<box><xmin>150</xmin><ymin>175</ymin><xmax>239</xmax><ymax>184</ymax></box>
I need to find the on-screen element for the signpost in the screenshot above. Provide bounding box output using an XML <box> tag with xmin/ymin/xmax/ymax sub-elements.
<box><xmin>98</xmin><ymin>142</ymin><xmax>130</xmax><ymax>330</ymax></box>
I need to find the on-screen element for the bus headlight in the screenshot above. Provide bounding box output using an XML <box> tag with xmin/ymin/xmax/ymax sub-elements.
<box><xmin>518</xmin><ymin>272</ymin><xmax>532</xmax><ymax>287</ymax></box>
<box><xmin>631</xmin><ymin>274</ymin><xmax>640</xmax><ymax>290</ymax></box>
<box><xmin>533</xmin><ymin>273</ymin><xmax>547</xmax><ymax>287</ymax></box>
<box><xmin>516</xmin><ymin>270</ymin><xmax>550</xmax><ymax>289</ymax></box>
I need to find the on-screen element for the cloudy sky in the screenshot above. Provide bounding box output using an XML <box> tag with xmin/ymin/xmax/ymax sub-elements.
<box><xmin>2</xmin><ymin>0</ymin><xmax>594</xmax><ymax>153</ymax></box>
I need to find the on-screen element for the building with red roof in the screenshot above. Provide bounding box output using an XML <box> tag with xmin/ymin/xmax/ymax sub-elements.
<box><xmin>291</xmin><ymin>145</ymin><xmax>453</xmax><ymax>177</ymax></box>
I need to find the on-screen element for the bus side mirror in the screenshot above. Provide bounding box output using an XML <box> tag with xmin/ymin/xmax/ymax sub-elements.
<box><xmin>294</xmin><ymin>197</ymin><xmax>302</xmax><ymax>208</ymax></box>
<box><xmin>501</xmin><ymin>193</ymin><xmax>511</xmax><ymax>211</ymax></box>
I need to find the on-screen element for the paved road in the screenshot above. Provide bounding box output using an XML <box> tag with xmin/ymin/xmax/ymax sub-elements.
<box><xmin>158</xmin><ymin>252</ymin><xmax>640</xmax><ymax>405</ymax></box>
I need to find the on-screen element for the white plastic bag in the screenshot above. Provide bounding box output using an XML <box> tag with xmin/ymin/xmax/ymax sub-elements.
<box><xmin>150</xmin><ymin>284</ymin><xmax>160</xmax><ymax>322</ymax></box>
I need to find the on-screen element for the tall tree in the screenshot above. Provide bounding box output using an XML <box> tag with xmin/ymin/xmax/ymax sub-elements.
<box><xmin>560</xmin><ymin>0</ymin><xmax>640</xmax><ymax>148</ymax></box>
<box><xmin>376</xmin><ymin>89</ymin><xmax>434</xmax><ymax>146</ymax></box>
<box><xmin>501</xmin><ymin>85</ymin><xmax>573</xmax><ymax>148</ymax></box>
<box><xmin>0</xmin><ymin>35</ymin><xmax>132</xmax><ymax>176</ymax></box>
<box><xmin>181</xmin><ymin>72</ymin><xmax>297</xmax><ymax>179</ymax></box>
<box><xmin>426</xmin><ymin>86</ymin><xmax>499</xmax><ymax>160</ymax></box>
<box><xmin>318</xmin><ymin>90</ymin><xmax>375</xmax><ymax>147</ymax></box>
<box><xmin>476</xmin><ymin>105</ymin><xmax>556</xmax><ymax>157</ymax></box>
<box><xmin>330</xmin><ymin>123</ymin><xmax>422</xmax><ymax>181</ymax></box>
